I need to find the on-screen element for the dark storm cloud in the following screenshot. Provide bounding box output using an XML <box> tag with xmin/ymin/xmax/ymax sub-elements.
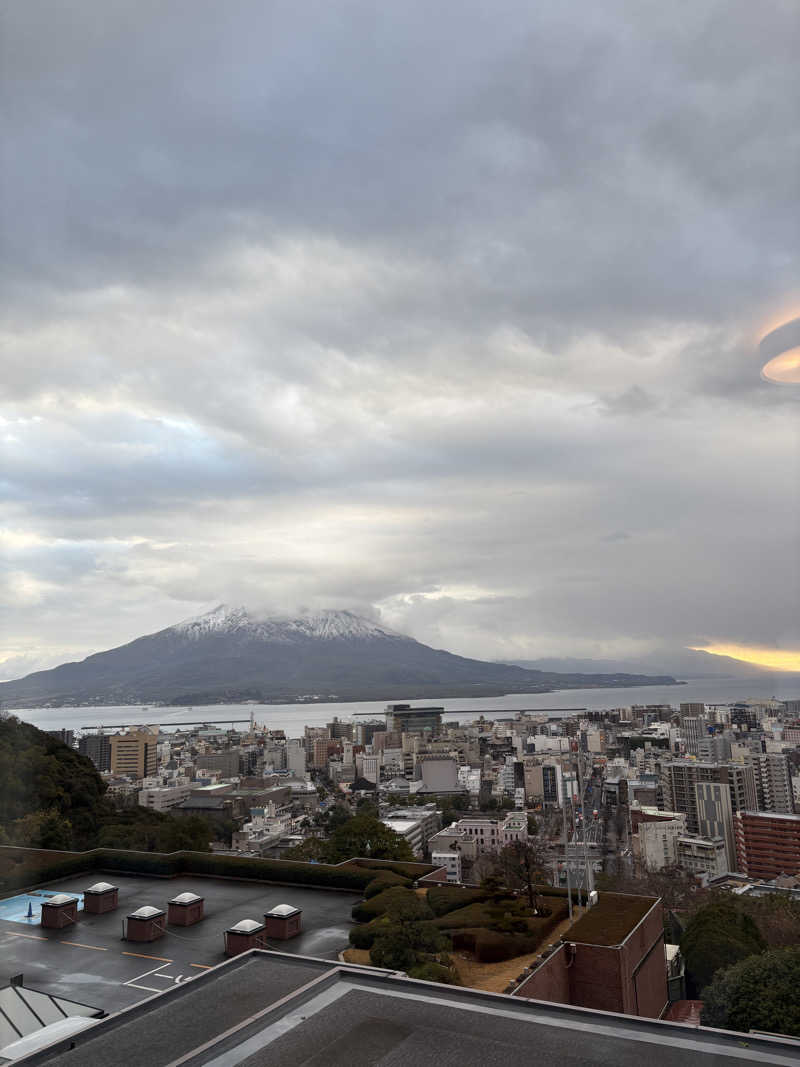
<box><xmin>1</xmin><ymin>0</ymin><xmax>798</xmax><ymax>669</ymax></box>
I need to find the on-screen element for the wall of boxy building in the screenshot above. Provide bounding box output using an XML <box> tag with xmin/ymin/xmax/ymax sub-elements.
<box><xmin>516</xmin><ymin>944</ymin><xmax>571</xmax><ymax>1006</ymax></box>
<box><xmin>514</xmin><ymin>902</ymin><xmax>667</xmax><ymax>1019</ymax></box>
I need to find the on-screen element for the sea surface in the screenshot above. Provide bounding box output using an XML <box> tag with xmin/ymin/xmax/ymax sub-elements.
<box><xmin>9</xmin><ymin>675</ymin><xmax>800</xmax><ymax>736</ymax></box>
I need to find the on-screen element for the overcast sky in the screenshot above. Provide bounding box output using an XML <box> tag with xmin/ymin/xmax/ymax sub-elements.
<box><xmin>1</xmin><ymin>0</ymin><xmax>799</xmax><ymax>679</ymax></box>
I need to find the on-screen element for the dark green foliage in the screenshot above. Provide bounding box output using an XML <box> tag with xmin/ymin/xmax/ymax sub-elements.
<box><xmin>432</xmin><ymin>895</ymin><xmax>565</xmax><ymax>936</ymax></box>
<box><xmin>369</xmin><ymin>918</ymin><xmax>450</xmax><ymax>973</ymax></box>
<box><xmin>12</xmin><ymin>810</ymin><xmax>73</xmax><ymax>850</ymax></box>
<box><xmin>352</xmin><ymin>886</ymin><xmax>433</xmax><ymax>923</ymax></box>
<box><xmin>427</xmin><ymin>886</ymin><xmax>490</xmax><ymax>916</ymax></box>
<box><xmin>0</xmin><ymin>717</ymin><xmax>107</xmax><ymax>848</ymax></box>
<box><xmin>701</xmin><ymin>948</ymin><xmax>800</xmax><ymax>1037</ymax></box>
<box><xmin>348</xmin><ymin>922</ymin><xmax>381</xmax><ymax>949</ymax></box>
<box><xmin>450</xmin><ymin>927</ymin><xmax>550</xmax><ymax>963</ymax></box>
<box><xmin>364</xmin><ymin>871</ymin><xmax>411</xmax><ymax>897</ymax></box>
<box><xmin>345</xmin><ymin>858</ymin><xmax>434</xmax><ymax>878</ymax></box>
<box><xmin>96</xmin><ymin>810</ymin><xmax>212</xmax><ymax>853</ymax></box>
<box><xmin>406</xmin><ymin>961</ymin><xmax>459</xmax><ymax>984</ymax></box>
<box><xmin>0</xmin><ymin>844</ymin><xmax>376</xmax><ymax>893</ymax></box>
<box><xmin>432</xmin><ymin>901</ymin><xmax>509</xmax><ymax>930</ymax></box>
<box><xmin>0</xmin><ymin>717</ymin><xmax>216</xmax><ymax>856</ymax></box>
<box><xmin>369</xmin><ymin>929</ymin><xmax>418</xmax><ymax>972</ymax></box>
<box><xmin>322</xmin><ymin>814</ymin><xmax>415</xmax><ymax>864</ymax></box>
<box><xmin>681</xmin><ymin>896</ymin><xmax>766</xmax><ymax>994</ymax></box>
<box><xmin>284</xmin><ymin>815</ymin><xmax>415</xmax><ymax>866</ymax></box>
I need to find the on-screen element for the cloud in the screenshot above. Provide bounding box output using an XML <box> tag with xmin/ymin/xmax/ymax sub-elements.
<box><xmin>0</xmin><ymin>1</ymin><xmax>798</xmax><ymax>670</ymax></box>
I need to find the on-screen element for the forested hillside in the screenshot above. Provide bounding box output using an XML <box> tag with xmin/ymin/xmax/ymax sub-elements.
<box><xmin>0</xmin><ymin>716</ymin><xmax>210</xmax><ymax>853</ymax></box>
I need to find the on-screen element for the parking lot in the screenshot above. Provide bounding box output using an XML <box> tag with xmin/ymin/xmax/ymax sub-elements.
<box><xmin>0</xmin><ymin>873</ymin><xmax>361</xmax><ymax>1014</ymax></box>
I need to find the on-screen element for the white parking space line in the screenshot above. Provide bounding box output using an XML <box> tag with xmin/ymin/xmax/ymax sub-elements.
<box><xmin>125</xmin><ymin>961</ymin><xmax>190</xmax><ymax>993</ymax></box>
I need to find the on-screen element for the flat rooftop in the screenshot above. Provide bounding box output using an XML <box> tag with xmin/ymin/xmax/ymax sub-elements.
<box><xmin>19</xmin><ymin>952</ymin><xmax>800</xmax><ymax>1067</ymax></box>
<box><xmin>0</xmin><ymin>873</ymin><xmax>360</xmax><ymax>1017</ymax></box>
<box><xmin>566</xmin><ymin>892</ymin><xmax>657</xmax><ymax>947</ymax></box>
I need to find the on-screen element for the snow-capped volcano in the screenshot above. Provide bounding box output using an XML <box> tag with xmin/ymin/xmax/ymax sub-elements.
<box><xmin>174</xmin><ymin>605</ymin><xmax>403</xmax><ymax>643</ymax></box>
<box><xmin>0</xmin><ymin>605</ymin><xmax>677</xmax><ymax>708</ymax></box>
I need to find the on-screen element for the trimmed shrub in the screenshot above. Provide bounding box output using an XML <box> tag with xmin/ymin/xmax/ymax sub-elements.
<box><xmin>407</xmin><ymin>961</ymin><xmax>459</xmax><ymax>984</ymax></box>
<box><xmin>364</xmin><ymin>871</ymin><xmax>412</xmax><ymax>898</ymax></box>
<box><xmin>370</xmin><ymin>931</ymin><xmax>418</xmax><ymax>972</ymax></box>
<box><xmin>352</xmin><ymin>886</ymin><xmax>432</xmax><ymax>923</ymax></box>
<box><xmin>469</xmin><ymin>929</ymin><xmax>547</xmax><ymax>963</ymax></box>
<box><xmin>427</xmin><ymin>886</ymin><xmax>489</xmax><ymax>917</ymax></box>
<box><xmin>432</xmin><ymin>900</ymin><xmax>514</xmax><ymax>930</ymax></box>
<box><xmin>348</xmin><ymin>923</ymin><xmax>381</xmax><ymax>949</ymax></box>
<box><xmin>342</xmin><ymin>858</ymin><xmax>434</xmax><ymax>879</ymax></box>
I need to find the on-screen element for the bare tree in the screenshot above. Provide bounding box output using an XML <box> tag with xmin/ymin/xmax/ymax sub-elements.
<box><xmin>493</xmin><ymin>839</ymin><xmax>550</xmax><ymax>914</ymax></box>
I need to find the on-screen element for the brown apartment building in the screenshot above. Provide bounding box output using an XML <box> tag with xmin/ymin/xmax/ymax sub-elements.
<box><xmin>735</xmin><ymin>810</ymin><xmax>800</xmax><ymax>879</ymax></box>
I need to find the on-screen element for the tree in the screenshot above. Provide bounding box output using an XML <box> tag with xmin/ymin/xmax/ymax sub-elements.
<box><xmin>739</xmin><ymin>893</ymin><xmax>800</xmax><ymax>949</ymax></box>
<box><xmin>369</xmin><ymin>928</ymin><xmax>418</xmax><ymax>971</ymax></box>
<box><xmin>282</xmin><ymin>836</ymin><xmax>327</xmax><ymax>861</ymax></box>
<box><xmin>493</xmin><ymin>839</ymin><xmax>550</xmax><ymax>913</ymax></box>
<box><xmin>12</xmin><ymin>809</ymin><xmax>73</xmax><ymax>851</ymax></box>
<box><xmin>681</xmin><ymin>896</ymin><xmax>766</xmax><ymax>994</ymax></box>
<box><xmin>598</xmin><ymin>864</ymin><xmax>701</xmax><ymax>915</ymax></box>
<box><xmin>369</xmin><ymin>893</ymin><xmax>447</xmax><ymax>973</ymax></box>
<box><xmin>321</xmin><ymin>814</ymin><xmax>414</xmax><ymax>863</ymax></box>
<box><xmin>355</xmin><ymin>798</ymin><xmax>379</xmax><ymax>819</ymax></box>
<box><xmin>701</xmin><ymin>948</ymin><xmax>800</xmax><ymax>1037</ymax></box>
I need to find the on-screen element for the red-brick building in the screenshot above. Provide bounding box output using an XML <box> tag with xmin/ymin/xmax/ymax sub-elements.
<box><xmin>513</xmin><ymin>893</ymin><xmax>667</xmax><ymax>1019</ymax></box>
<box><xmin>735</xmin><ymin>810</ymin><xmax>800</xmax><ymax>880</ymax></box>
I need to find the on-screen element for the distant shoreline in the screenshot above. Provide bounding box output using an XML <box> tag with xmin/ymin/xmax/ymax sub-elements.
<box><xmin>2</xmin><ymin>677</ymin><xmax>688</xmax><ymax>712</ymax></box>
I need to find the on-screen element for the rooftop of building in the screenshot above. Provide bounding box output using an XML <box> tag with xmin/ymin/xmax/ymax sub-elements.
<box><xmin>18</xmin><ymin>950</ymin><xmax>800</xmax><ymax>1067</ymax></box>
<box><xmin>737</xmin><ymin>810</ymin><xmax>800</xmax><ymax>822</ymax></box>
<box><xmin>0</xmin><ymin>873</ymin><xmax>361</xmax><ymax>1019</ymax></box>
<box><xmin>564</xmin><ymin>892</ymin><xmax>658</xmax><ymax>948</ymax></box>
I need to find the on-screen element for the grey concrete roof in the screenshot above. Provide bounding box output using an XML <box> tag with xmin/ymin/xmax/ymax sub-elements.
<box><xmin>0</xmin><ymin>984</ymin><xmax>101</xmax><ymax>1051</ymax></box>
<box><xmin>17</xmin><ymin>954</ymin><xmax>800</xmax><ymax>1067</ymax></box>
<box><xmin>16</xmin><ymin>955</ymin><xmax>336</xmax><ymax>1067</ymax></box>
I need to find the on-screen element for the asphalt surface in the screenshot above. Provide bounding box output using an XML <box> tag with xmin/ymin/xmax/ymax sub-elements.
<box><xmin>0</xmin><ymin>873</ymin><xmax>360</xmax><ymax>1015</ymax></box>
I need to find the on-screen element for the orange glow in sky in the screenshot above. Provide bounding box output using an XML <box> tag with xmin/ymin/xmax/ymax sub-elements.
<box><xmin>759</xmin><ymin>317</ymin><xmax>800</xmax><ymax>384</ymax></box>
<box><xmin>690</xmin><ymin>644</ymin><xmax>800</xmax><ymax>672</ymax></box>
<box><xmin>761</xmin><ymin>345</ymin><xmax>800</xmax><ymax>384</ymax></box>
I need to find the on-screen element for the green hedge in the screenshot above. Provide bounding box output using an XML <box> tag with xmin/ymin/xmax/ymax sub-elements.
<box><xmin>341</xmin><ymin>858</ymin><xmax>434</xmax><ymax>879</ymax></box>
<box><xmin>436</xmin><ymin>896</ymin><xmax>567</xmax><ymax>943</ymax></box>
<box><xmin>407</xmin><ymin>961</ymin><xmax>460</xmax><ymax>984</ymax></box>
<box><xmin>451</xmin><ymin>928</ymin><xmax>552</xmax><ymax>963</ymax></box>
<box><xmin>352</xmin><ymin>886</ymin><xmax>423</xmax><ymax>922</ymax></box>
<box><xmin>364</xmin><ymin>871</ymin><xmax>412</xmax><ymax>898</ymax></box>
<box><xmin>348</xmin><ymin>922</ymin><xmax>383</xmax><ymax>949</ymax></box>
<box><xmin>0</xmin><ymin>846</ymin><xmax>375</xmax><ymax>895</ymax></box>
<box><xmin>180</xmin><ymin>852</ymin><xmax>372</xmax><ymax>890</ymax></box>
<box><xmin>427</xmin><ymin>886</ymin><xmax>489</xmax><ymax>916</ymax></box>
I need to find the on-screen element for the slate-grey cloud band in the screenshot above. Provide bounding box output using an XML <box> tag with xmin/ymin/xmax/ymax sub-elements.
<box><xmin>759</xmin><ymin>317</ymin><xmax>800</xmax><ymax>384</ymax></box>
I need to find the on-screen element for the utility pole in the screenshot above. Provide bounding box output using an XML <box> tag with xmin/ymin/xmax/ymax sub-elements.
<box><xmin>561</xmin><ymin>786</ymin><xmax>573</xmax><ymax>922</ymax></box>
<box><xmin>576</xmin><ymin>755</ymin><xmax>594</xmax><ymax>895</ymax></box>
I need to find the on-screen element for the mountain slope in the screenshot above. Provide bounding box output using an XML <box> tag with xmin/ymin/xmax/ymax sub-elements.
<box><xmin>0</xmin><ymin>606</ymin><xmax>678</xmax><ymax>707</ymax></box>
